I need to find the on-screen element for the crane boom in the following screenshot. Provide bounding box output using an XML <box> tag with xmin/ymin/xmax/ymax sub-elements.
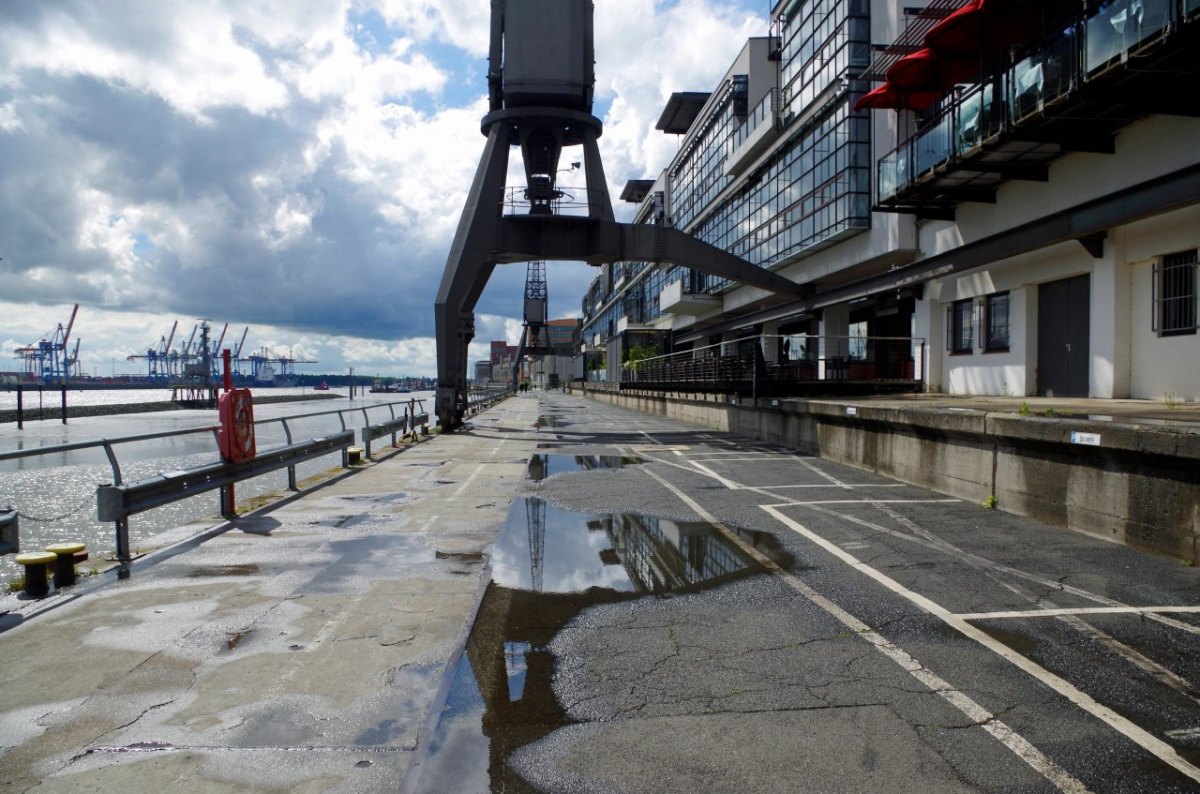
<box><xmin>165</xmin><ymin>321</ymin><xmax>178</xmax><ymax>353</ymax></box>
<box><xmin>234</xmin><ymin>326</ymin><xmax>249</xmax><ymax>358</ymax></box>
<box><xmin>62</xmin><ymin>304</ymin><xmax>79</xmax><ymax>348</ymax></box>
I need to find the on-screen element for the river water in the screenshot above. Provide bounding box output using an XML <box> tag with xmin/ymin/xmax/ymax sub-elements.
<box><xmin>0</xmin><ymin>388</ymin><xmax>434</xmax><ymax>584</ymax></box>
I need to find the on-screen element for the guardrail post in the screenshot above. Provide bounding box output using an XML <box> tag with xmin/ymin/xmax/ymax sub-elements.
<box><xmin>281</xmin><ymin>418</ymin><xmax>298</xmax><ymax>490</ymax></box>
<box><xmin>115</xmin><ymin>516</ymin><xmax>131</xmax><ymax>580</ymax></box>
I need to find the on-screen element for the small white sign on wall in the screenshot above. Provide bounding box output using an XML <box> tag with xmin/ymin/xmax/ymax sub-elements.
<box><xmin>846</xmin><ymin>406</ymin><xmax>858</xmax><ymax>416</ymax></box>
<box><xmin>1070</xmin><ymin>431</ymin><xmax>1101</xmax><ymax>446</ymax></box>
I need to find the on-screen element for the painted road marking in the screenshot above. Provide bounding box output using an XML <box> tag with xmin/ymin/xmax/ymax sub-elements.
<box><xmin>798</xmin><ymin>502</ymin><xmax>1200</xmax><ymax>640</ymax></box>
<box><xmin>768</xmin><ymin>499</ymin><xmax>961</xmax><ymax>507</ymax></box>
<box><xmin>762</xmin><ymin>504</ymin><xmax>1200</xmax><ymax>785</ymax></box>
<box><xmin>958</xmin><ymin>606</ymin><xmax>1200</xmax><ymax>620</ymax></box>
<box><xmin>639</xmin><ymin>465</ymin><xmax>1091</xmax><ymax>794</ymax></box>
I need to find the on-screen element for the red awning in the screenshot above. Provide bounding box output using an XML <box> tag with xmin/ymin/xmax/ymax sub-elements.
<box><xmin>885</xmin><ymin>48</ymin><xmax>942</xmax><ymax>90</ymax></box>
<box><xmin>854</xmin><ymin>84</ymin><xmax>939</xmax><ymax>113</ymax></box>
<box><xmin>925</xmin><ymin>0</ymin><xmax>985</xmax><ymax>58</ymax></box>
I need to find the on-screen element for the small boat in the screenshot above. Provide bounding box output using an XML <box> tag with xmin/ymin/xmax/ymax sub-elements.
<box><xmin>313</xmin><ymin>381</ymin><xmax>330</xmax><ymax>391</ymax></box>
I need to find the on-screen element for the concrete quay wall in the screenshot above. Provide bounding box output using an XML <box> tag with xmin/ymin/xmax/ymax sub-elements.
<box><xmin>583</xmin><ymin>388</ymin><xmax>1200</xmax><ymax>564</ymax></box>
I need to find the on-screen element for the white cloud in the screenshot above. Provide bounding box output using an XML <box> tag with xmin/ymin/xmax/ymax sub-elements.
<box><xmin>0</xmin><ymin>0</ymin><xmax>768</xmax><ymax>377</ymax></box>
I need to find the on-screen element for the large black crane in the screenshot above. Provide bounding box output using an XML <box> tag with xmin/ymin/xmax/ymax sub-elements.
<box><xmin>433</xmin><ymin>0</ymin><xmax>804</xmax><ymax>430</ymax></box>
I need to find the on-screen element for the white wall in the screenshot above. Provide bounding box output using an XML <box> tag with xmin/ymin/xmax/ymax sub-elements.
<box><xmin>1126</xmin><ymin>205</ymin><xmax>1200</xmax><ymax>401</ymax></box>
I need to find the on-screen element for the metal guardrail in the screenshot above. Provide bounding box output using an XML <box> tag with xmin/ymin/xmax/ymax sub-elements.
<box><xmin>98</xmin><ymin>430</ymin><xmax>355</xmax><ymax>575</ymax></box>
<box><xmin>0</xmin><ymin>508</ymin><xmax>17</xmax><ymax>555</ymax></box>
<box><xmin>620</xmin><ymin>335</ymin><xmax>927</xmax><ymax>397</ymax></box>
<box><xmin>0</xmin><ymin>397</ymin><xmax>428</xmax><ymax>575</ymax></box>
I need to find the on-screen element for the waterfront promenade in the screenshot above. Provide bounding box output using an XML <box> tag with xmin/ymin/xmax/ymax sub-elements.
<box><xmin>3</xmin><ymin>392</ymin><xmax>1200</xmax><ymax>792</ymax></box>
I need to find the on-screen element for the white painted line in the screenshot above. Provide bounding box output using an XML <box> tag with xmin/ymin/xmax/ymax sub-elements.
<box><xmin>743</xmin><ymin>483</ymin><xmax>907</xmax><ymax>490</ymax></box>
<box><xmin>452</xmin><ymin>465</ymin><xmax>484</xmax><ymax>497</ymax></box>
<box><xmin>640</xmin><ymin>467</ymin><xmax>1090</xmax><ymax>793</ymax></box>
<box><xmin>762</xmin><ymin>504</ymin><xmax>1200</xmax><ymax>785</ymax></box>
<box><xmin>788</xmin><ymin>455</ymin><xmax>853</xmax><ymax>490</ymax></box>
<box><xmin>771</xmin><ymin>499</ymin><xmax>961</xmax><ymax>507</ymax></box>
<box><xmin>799</xmin><ymin>503</ymin><xmax>1200</xmax><ymax>640</ymax></box>
<box><xmin>686</xmin><ymin>459</ymin><xmax>742</xmax><ymax>490</ymax></box>
<box><xmin>1166</xmin><ymin>728</ymin><xmax>1200</xmax><ymax>741</ymax></box>
<box><xmin>957</xmin><ymin>606</ymin><xmax>1200</xmax><ymax>621</ymax></box>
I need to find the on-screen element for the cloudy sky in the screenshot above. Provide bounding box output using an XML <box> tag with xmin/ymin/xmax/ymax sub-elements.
<box><xmin>0</xmin><ymin>0</ymin><xmax>767</xmax><ymax>379</ymax></box>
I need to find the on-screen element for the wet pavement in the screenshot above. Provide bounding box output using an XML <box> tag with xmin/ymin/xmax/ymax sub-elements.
<box><xmin>3</xmin><ymin>392</ymin><xmax>1200</xmax><ymax>792</ymax></box>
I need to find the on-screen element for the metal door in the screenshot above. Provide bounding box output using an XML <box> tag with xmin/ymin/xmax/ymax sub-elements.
<box><xmin>1037</xmin><ymin>274</ymin><xmax>1090</xmax><ymax>396</ymax></box>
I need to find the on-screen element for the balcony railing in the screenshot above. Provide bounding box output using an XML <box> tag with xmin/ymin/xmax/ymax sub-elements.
<box><xmin>620</xmin><ymin>335</ymin><xmax>926</xmax><ymax>398</ymax></box>
<box><xmin>876</xmin><ymin>0</ymin><xmax>1189</xmax><ymax>209</ymax></box>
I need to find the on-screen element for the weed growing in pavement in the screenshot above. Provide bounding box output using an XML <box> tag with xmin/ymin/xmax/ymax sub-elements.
<box><xmin>1018</xmin><ymin>402</ymin><xmax>1031</xmax><ymax>416</ymax></box>
<box><xmin>6</xmin><ymin>576</ymin><xmax>25</xmax><ymax>593</ymax></box>
<box><xmin>983</xmin><ymin>494</ymin><xmax>998</xmax><ymax>510</ymax></box>
<box><xmin>1164</xmin><ymin>391</ymin><xmax>1181</xmax><ymax>410</ymax></box>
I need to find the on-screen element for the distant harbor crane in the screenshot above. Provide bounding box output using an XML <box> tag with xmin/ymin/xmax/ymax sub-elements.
<box><xmin>13</xmin><ymin>304</ymin><xmax>79</xmax><ymax>384</ymax></box>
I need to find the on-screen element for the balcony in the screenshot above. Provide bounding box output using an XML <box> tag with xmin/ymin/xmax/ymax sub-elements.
<box><xmin>659</xmin><ymin>279</ymin><xmax>721</xmax><ymax>316</ymax></box>
<box><xmin>873</xmin><ymin>0</ymin><xmax>1200</xmax><ymax>218</ymax></box>
<box><xmin>725</xmin><ymin>88</ymin><xmax>780</xmax><ymax>177</ymax></box>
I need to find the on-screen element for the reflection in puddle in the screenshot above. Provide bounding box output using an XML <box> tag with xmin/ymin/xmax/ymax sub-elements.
<box><xmin>525</xmin><ymin>453</ymin><xmax>642</xmax><ymax>480</ymax></box>
<box><xmin>413</xmin><ymin>454</ymin><xmax>792</xmax><ymax>792</ymax></box>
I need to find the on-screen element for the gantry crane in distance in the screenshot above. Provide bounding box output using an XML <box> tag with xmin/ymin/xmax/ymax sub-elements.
<box><xmin>241</xmin><ymin>346</ymin><xmax>317</xmax><ymax>386</ymax></box>
<box><xmin>13</xmin><ymin>304</ymin><xmax>79</xmax><ymax>384</ymax></box>
<box><xmin>127</xmin><ymin>321</ymin><xmax>179</xmax><ymax>381</ymax></box>
<box><xmin>511</xmin><ymin>260</ymin><xmax>550</xmax><ymax>383</ymax></box>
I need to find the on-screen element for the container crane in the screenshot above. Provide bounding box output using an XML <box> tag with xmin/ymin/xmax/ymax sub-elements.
<box><xmin>13</xmin><ymin>304</ymin><xmax>79</xmax><ymax>383</ymax></box>
<box><xmin>127</xmin><ymin>321</ymin><xmax>178</xmax><ymax>381</ymax></box>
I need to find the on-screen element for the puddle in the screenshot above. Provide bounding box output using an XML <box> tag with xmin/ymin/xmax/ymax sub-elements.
<box><xmin>525</xmin><ymin>453</ymin><xmax>643</xmax><ymax>481</ymax></box>
<box><xmin>187</xmin><ymin>564</ymin><xmax>260</xmax><ymax>578</ymax></box>
<box><xmin>412</xmin><ymin>450</ymin><xmax>792</xmax><ymax>792</ymax></box>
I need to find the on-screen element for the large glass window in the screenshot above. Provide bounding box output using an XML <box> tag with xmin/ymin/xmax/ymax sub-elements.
<box><xmin>1155</xmin><ymin>249</ymin><xmax>1198</xmax><ymax>337</ymax></box>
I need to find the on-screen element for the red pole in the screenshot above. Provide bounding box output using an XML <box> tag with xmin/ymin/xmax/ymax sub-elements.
<box><xmin>222</xmin><ymin>348</ymin><xmax>234</xmax><ymax>513</ymax></box>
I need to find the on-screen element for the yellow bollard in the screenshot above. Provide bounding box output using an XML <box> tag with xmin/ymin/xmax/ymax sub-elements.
<box><xmin>45</xmin><ymin>542</ymin><xmax>87</xmax><ymax>588</ymax></box>
<box><xmin>14</xmin><ymin>551</ymin><xmax>57</xmax><ymax>598</ymax></box>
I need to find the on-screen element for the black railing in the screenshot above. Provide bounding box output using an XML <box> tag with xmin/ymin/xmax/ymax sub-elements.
<box><xmin>621</xmin><ymin>335</ymin><xmax>926</xmax><ymax>397</ymax></box>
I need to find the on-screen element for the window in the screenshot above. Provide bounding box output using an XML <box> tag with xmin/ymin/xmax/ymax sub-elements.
<box><xmin>984</xmin><ymin>292</ymin><xmax>1010</xmax><ymax>352</ymax></box>
<box><xmin>1155</xmin><ymin>250</ymin><xmax>1198</xmax><ymax>337</ymax></box>
<box><xmin>948</xmin><ymin>299</ymin><xmax>974</xmax><ymax>354</ymax></box>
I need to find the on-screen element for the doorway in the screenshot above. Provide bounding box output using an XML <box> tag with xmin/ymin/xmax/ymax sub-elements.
<box><xmin>1037</xmin><ymin>274</ymin><xmax>1090</xmax><ymax>396</ymax></box>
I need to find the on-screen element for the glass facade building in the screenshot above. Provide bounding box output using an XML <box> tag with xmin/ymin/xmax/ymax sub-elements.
<box><xmin>582</xmin><ymin>0</ymin><xmax>872</xmax><ymax>346</ymax></box>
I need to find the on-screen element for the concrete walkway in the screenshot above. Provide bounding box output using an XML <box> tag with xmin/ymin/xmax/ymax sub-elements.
<box><xmin>0</xmin><ymin>395</ymin><xmax>543</xmax><ymax>792</ymax></box>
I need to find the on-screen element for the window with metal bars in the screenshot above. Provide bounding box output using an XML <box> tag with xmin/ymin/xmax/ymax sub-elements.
<box><xmin>947</xmin><ymin>299</ymin><xmax>974</xmax><ymax>354</ymax></box>
<box><xmin>1154</xmin><ymin>250</ymin><xmax>1198</xmax><ymax>337</ymax></box>
<box><xmin>984</xmin><ymin>292</ymin><xmax>1010</xmax><ymax>352</ymax></box>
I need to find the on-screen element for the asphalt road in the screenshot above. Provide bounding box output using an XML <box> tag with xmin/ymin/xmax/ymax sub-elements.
<box><xmin>410</xmin><ymin>391</ymin><xmax>1200</xmax><ymax>793</ymax></box>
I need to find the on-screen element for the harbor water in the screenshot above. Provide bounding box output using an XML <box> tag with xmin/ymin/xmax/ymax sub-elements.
<box><xmin>0</xmin><ymin>388</ymin><xmax>433</xmax><ymax>584</ymax></box>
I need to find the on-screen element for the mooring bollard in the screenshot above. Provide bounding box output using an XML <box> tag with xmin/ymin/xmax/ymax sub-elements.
<box><xmin>45</xmin><ymin>542</ymin><xmax>87</xmax><ymax>588</ymax></box>
<box><xmin>13</xmin><ymin>551</ymin><xmax>56</xmax><ymax>598</ymax></box>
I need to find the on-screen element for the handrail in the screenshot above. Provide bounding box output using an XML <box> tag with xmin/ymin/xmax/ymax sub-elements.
<box><xmin>0</xmin><ymin>396</ymin><xmax>430</xmax><ymax>577</ymax></box>
<box><xmin>621</xmin><ymin>334</ymin><xmax>927</xmax><ymax>395</ymax></box>
<box><xmin>98</xmin><ymin>430</ymin><xmax>356</xmax><ymax>577</ymax></box>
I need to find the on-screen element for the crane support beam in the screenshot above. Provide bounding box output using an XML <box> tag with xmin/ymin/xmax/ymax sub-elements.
<box><xmin>497</xmin><ymin>219</ymin><xmax>806</xmax><ymax>297</ymax></box>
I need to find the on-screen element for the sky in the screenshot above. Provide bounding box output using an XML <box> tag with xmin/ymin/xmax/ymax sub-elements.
<box><xmin>0</xmin><ymin>0</ymin><xmax>769</xmax><ymax>378</ymax></box>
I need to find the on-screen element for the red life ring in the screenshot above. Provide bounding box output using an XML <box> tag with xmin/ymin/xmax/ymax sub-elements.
<box><xmin>219</xmin><ymin>389</ymin><xmax>256</xmax><ymax>463</ymax></box>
